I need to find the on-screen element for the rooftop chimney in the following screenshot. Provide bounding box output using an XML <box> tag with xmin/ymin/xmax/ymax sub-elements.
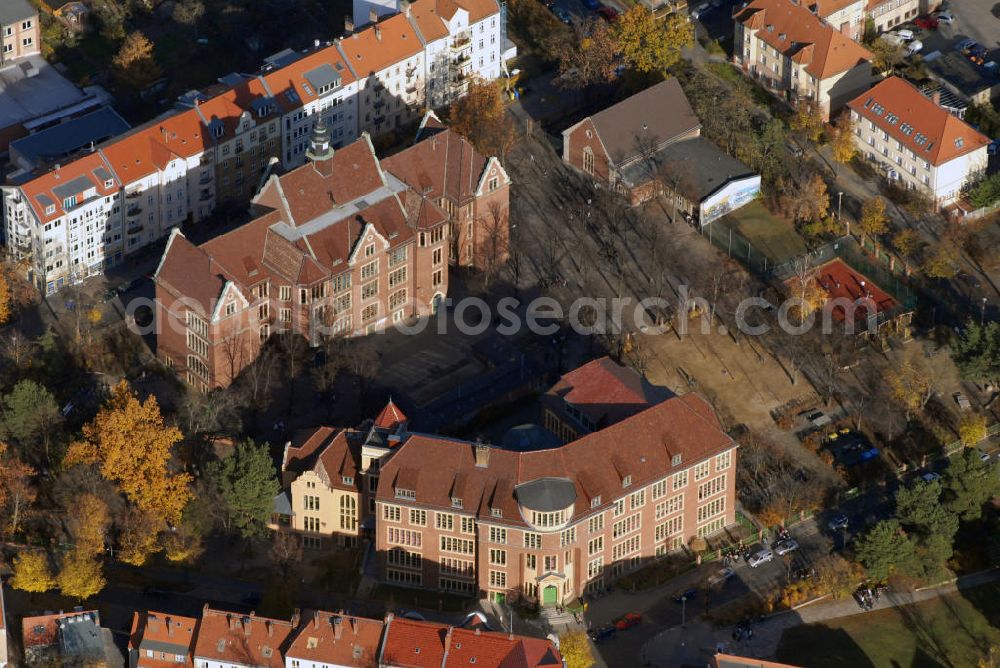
<box><xmin>227</xmin><ymin>615</ymin><xmax>235</xmax><ymax>631</ymax></box>
<box><xmin>333</xmin><ymin>616</ymin><xmax>343</xmax><ymax>641</ymax></box>
<box><xmin>932</xmin><ymin>90</ymin><xmax>941</xmax><ymax>106</ymax></box>
<box><xmin>374</xmin><ymin>25</ymin><xmax>382</xmax><ymax>40</ymax></box>
<box><xmin>401</xmin><ymin>0</ymin><xmax>411</xmax><ymax>16</ymax></box>
<box><xmin>291</xmin><ymin>609</ymin><xmax>301</xmax><ymax>628</ymax></box>
<box><xmin>474</xmin><ymin>442</ymin><xmax>490</xmax><ymax>468</ymax></box>
<box><xmin>167</xmin><ymin>618</ymin><xmax>174</xmax><ymax>638</ymax></box>
<box><xmin>369</xmin><ymin>8</ymin><xmax>378</xmax><ymax>24</ymax></box>
<box><xmin>314</xmin><ymin>614</ymin><xmax>320</xmax><ymax>630</ymax></box>
<box><xmin>345</xmin><ymin>16</ymin><xmax>354</xmax><ymax>34</ymax></box>
<box><xmin>267</xmin><ymin>621</ymin><xmax>273</xmax><ymax>638</ymax></box>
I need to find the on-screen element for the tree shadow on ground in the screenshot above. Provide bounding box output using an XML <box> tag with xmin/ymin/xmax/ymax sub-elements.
<box><xmin>775</xmin><ymin>625</ymin><xmax>875</xmax><ymax>667</ymax></box>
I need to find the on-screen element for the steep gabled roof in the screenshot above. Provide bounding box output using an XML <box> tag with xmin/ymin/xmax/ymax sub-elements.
<box><xmin>286</xmin><ymin>612</ymin><xmax>383</xmax><ymax>666</ymax></box>
<box><xmin>192</xmin><ymin>609</ymin><xmax>294</xmax><ymax>668</ymax></box>
<box><xmin>734</xmin><ymin>0</ymin><xmax>872</xmax><ymax>79</ymax></box>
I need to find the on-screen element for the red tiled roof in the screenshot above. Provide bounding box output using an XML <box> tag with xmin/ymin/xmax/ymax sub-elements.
<box><xmin>544</xmin><ymin>356</ymin><xmax>672</xmax><ymax>427</ymax></box>
<box><xmin>804</xmin><ymin>258</ymin><xmax>899</xmax><ymax>324</ymax></box>
<box><xmin>807</xmin><ymin>0</ymin><xmax>863</xmax><ymax>16</ymax></box>
<box><xmin>21</xmin><ymin>151</ymin><xmax>119</xmax><ymax>224</ymax></box>
<box><xmin>735</xmin><ymin>0</ymin><xmax>871</xmax><ymax>79</ymax></box>
<box><xmin>381</xmin><ymin>617</ymin><xmax>561</xmax><ymax>668</ymax></box>
<box><xmin>383</xmin><ymin>127</ymin><xmax>497</xmax><ymax>203</ymax></box>
<box><xmin>283</xmin><ymin>427</ymin><xmax>362</xmax><ymax>491</ymax></box>
<box><xmin>377</xmin><ymin>393</ymin><xmax>736</xmax><ymax>523</ymax></box>
<box><xmin>847</xmin><ymin>76</ymin><xmax>990</xmax><ymax>166</ymax></box>
<box><xmin>129</xmin><ymin>611</ymin><xmax>198</xmax><ymax>668</ymax></box>
<box><xmin>286</xmin><ymin>611</ymin><xmax>383</xmax><ymax>667</ymax></box>
<box><xmin>154</xmin><ymin>229</ymin><xmax>232</xmax><ymax>315</ymax></box>
<box><xmin>261</xmin><ymin>45</ymin><xmax>358</xmax><ymax>115</ymax></box>
<box><xmin>192</xmin><ymin>609</ymin><xmax>294</xmax><ymax>668</ymax></box>
<box><xmin>337</xmin><ymin>13</ymin><xmax>423</xmax><ymax>76</ymax></box>
<box><xmin>22</xmin><ymin>610</ymin><xmax>100</xmax><ymax>649</ymax></box>
<box><xmin>374</xmin><ymin>399</ymin><xmax>408</xmax><ymax>429</ymax></box>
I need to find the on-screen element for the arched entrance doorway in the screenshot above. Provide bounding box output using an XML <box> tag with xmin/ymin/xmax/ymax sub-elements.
<box><xmin>542</xmin><ymin>585</ymin><xmax>559</xmax><ymax>607</ymax></box>
<box><xmin>430</xmin><ymin>292</ymin><xmax>445</xmax><ymax>314</ymax></box>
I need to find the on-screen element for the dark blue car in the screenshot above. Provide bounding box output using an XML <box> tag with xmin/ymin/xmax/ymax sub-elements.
<box><xmin>590</xmin><ymin>626</ymin><xmax>616</xmax><ymax>643</ymax></box>
<box><xmin>582</xmin><ymin>0</ymin><xmax>601</xmax><ymax>9</ymax></box>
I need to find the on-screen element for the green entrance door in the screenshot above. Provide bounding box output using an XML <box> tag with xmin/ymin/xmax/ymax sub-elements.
<box><xmin>542</xmin><ymin>585</ymin><xmax>558</xmax><ymax>606</ymax></box>
<box><xmin>492</xmin><ymin>592</ymin><xmax>506</xmax><ymax>604</ymax></box>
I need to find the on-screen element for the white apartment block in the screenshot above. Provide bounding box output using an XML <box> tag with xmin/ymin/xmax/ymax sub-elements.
<box><xmin>848</xmin><ymin>77</ymin><xmax>989</xmax><ymax>204</ymax></box>
<box><xmin>866</xmin><ymin>0</ymin><xmax>920</xmax><ymax>33</ymax></box>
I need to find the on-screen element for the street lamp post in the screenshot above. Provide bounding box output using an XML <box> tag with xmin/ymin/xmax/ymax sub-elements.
<box><xmin>838</xmin><ymin>191</ymin><xmax>844</xmax><ymax>219</ymax></box>
<box><xmin>982</xmin><ymin>298</ymin><xmax>988</xmax><ymax>327</ymax></box>
<box><xmin>681</xmin><ymin>596</ymin><xmax>687</xmax><ymax>627</ymax></box>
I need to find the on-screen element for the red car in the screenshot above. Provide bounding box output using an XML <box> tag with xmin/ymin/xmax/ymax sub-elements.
<box><xmin>915</xmin><ymin>16</ymin><xmax>938</xmax><ymax>30</ymax></box>
<box><xmin>597</xmin><ymin>5</ymin><xmax>619</xmax><ymax>21</ymax></box>
<box><xmin>614</xmin><ymin>612</ymin><xmax>642</xmax><ymax>630</ymax></box>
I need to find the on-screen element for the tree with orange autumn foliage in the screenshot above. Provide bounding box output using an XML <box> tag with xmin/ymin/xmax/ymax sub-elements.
<box><xmin>0</xmin><ymin>442</ymin><xmax>36</xmax><ymax>535</ymax></box>
<box><xmin>65</xmin><ymin>381</ymin><xmax>191</xmax><ymax>525</ymax></box>
<box><xmin>66</xmin><ymin>493</ymin><xmax>110</xmax><ymax>555</ymax></box>
<box><xmin>449</xmin><ymin>77</ymin><xmax>516</xmax><ymax>163</ymax></box>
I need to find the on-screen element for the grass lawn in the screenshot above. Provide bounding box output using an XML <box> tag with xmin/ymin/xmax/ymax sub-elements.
<box><xmin>776</xmin><ymin>581</ymin><xmax>1000</xmax><ymax>667</ymax></box>
<box><xmin>711</xmin><ymin>200</ymin><xmax>808</xmax><ymax>266</ymax></box>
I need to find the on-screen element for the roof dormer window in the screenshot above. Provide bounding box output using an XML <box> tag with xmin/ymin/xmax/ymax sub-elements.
<box><xmin>451</xmin><ymin>497</ymin><xmax>463</xmax><ymax>509</ymax></box>
<box><xmin>672</xmin><ymin>454</ymin><xmax>682</xmax><ymax>466</ymax></box>
<box><xmin>45</xmin><ymin>205</ymin><xmax>55</xmax><ymax>215</ymax></box>
<box><xmin>395</xmin><ymin>488</ymin><xmax>415</xmax><ymax>500</ymax></box>
<box><xmin>622</xmin><ymin>475</ymin><xmax>632</xmax><ymax>488</ymax></box>
<box><xmin>491</xmin><ymin>508</ymin><xmax>502</xmax><ymax>518</ymax></box>
<box><xmin>590</xmin><ymin>495</ymin><xmax>601</xmax><ymax>508</ymax></box>
<box><xmin>342</xmin><ymin>476</ymin><xmax>354</xmax><ymax>485</ymax></box>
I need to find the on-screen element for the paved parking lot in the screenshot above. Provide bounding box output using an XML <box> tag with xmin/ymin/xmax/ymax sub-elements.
<box><xmin>943</xmin><ymin>0</ymin><xmax>1000</xmax><ymax>55</ymax></box>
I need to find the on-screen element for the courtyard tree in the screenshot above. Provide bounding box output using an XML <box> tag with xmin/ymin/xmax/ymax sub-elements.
<box><xmin>790</xmin><ymin>100</ymin><xmax>825</xmax><ymax>143</ymax></box>
<box><xmin>65</xmin><ymin>381</ymin><xmax>192</xmax><ymax>525</ymax></box>
<box><xmin>942</xmin><ymin>448</ymin><xmax>1000</xmax><ymax>522</ymax></box>
<box><xmin>557</xmin><ymin>18</ymin><xmax>619</xmax><ymax>90</ymax></box>
<box><xmin>11</xmin><ymin>551</ymin><xmax>55</xmax><ymax>593</ymax></box>
<box><xmin>112</xmin><ymin>31</ymin><xmax>161</xmax><ymax>90</ymax></box>
<box><xmin>206</xmin><ymin>440</ymin><xmax>280</xmax><ymax>538</ymax></box>
<box><xmin>66</xmin><ymin>493</ymin><xmax>110</xmax><ymax>556</ymax></box>
<box><xmin>0</xmin><ymin>272</ymin><xmax>9</xmax><ymax>325</ymax></box>
<box><xmin>854</xmin><ymin>519</ymin><xmax>918</xmax><ymax>582</ymax></box>
<box><xmin>892</xmin><ymin>229</ymin><xmax>921</xmax><ymax>259</ymax></box>
<box><xmin>0</xmin><ymin>379</ymin><xmax>63</xmax><ymax>465</ymax></box>
<box><xmin>831</xmin><ymin>112</ymin><xmax>857</xmax><ymax>174</ymax></box>
<box><xmin>449</xmin><ymin>77</ymin><xmax>516</xmax><ymax>163</ymax></box>
<box><xmin>886</xmin><ymin>357</ymin><xmax>934</xmax><ymax>421</ymax></box>
<box><xmin>859</xmin><ymin>197</ymin><xmax>889</xmax><ymax>238</ymax></box>
<box><xmin>867</xmin><ymin>37</ymin><xmax>904</xmax><ymax>73</ymax></box>
<box><xmin>0</xmin><ymin>443</ymin><xmax>35</xmax><ymax>536</ymax></box>
<box><xmin>778</xmin><ymin>173</ymin><xmax>829</xmax><ymax>224</ymax></box>
<box><xmin>959</xmin><ymin>413</ymin><xmax>988</xmax><ymax>447</ymax></box>
<box><xmin>58</xmin><ymin>549</ymin><xmax>106</xmax><ymax>600</ymax></box>
<box><xmin>615</xmin><ymin>8</ymin><xmax>692</xmax><ymax>76</ymax></box>
<box><xmin>952</xmin><ymin>321</ymin><xmax>1000</xmax><ymax>383</ymax></box>
<box><xmin>118</xmin><ymin>507</ymin><xmax>162</xmax><ymax>566</ymax></box>
<box><xmin>559</xmin><ymin>630</ymin><xmax>595</xmax><ymax>668</ymax></box>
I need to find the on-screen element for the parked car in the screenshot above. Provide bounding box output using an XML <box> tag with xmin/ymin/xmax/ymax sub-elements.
<box><xmin>921</xmin><ymin>471</ymin><xmax>942</xmax><ymax>483</ymax></box>
<box><xmin>774</xmin><ymin>539</ymin><xmax>799</xmax><ymax>556</ymax></box>
<box><xmin>691</xmin><ymin>2</ymin><xmax>712</xmax><ymax>19</ymax></box>
<box><xmin>935</xmin><ymin>10</ymin><xmax>954</xmax><ymax>24</ymax></box>
<box><xmin>554</xmin><ymin>7</ymin><xmax>572</xmax><ymax>23</ymax></box>
<box><xmin>893</xmin><ymin>29</ymin><xmax>915</xmax><ymax>42</ymax></box>
<box><xmin>827</xmin><ymin>513</ymin><xmax>849</xmax><ymax>531</ymax></box>
<box><xmin>614</xmin><ymin>612</ymin><xmax>642</xmax><ymax>630</ymax></box>
<box><xmin>978</xmin><ymin>449</ymin><xmax>991</xmax><ymax>462</ymax></box>
<box><xmin>905</xmin><ymin>39</ymin><xmax>923</xmax><ymax>56</ymax></box>
<box><xmin>597</xmin><ymin>5</ymin><xmax>618</xmax><ymax>21</ymax></box>
<box><xmin>748</xmin><ymin>549</ymin><xmax>774</xmax><ymax>568</ymax></box>
<box><xmin>673</xmin><ymin>588</ymin><xmax>698</xmax><ymax>603</ymax></box>
<box><xmin>954</xmin><ymin>391</ymin><xmax>972</xmax><ymax>410</ymax></box>
<box><xmin>915</xmin><ymin>16</ymin><xmax>938</xmax><ymax>30</ymax></box>
<box><xmin>582</xmin><ymin>0</ymin><xmax>600</xmax><ymax>10</ymax></box>
<box><xmin>590</xmin><ymin>626</ymin><xmax>616</xmax><ymax>643</ymax></box>
<box><xmin>708</xmin><ymin>567</ymin><xmax>736</xmax><ymax>586</ymax></box>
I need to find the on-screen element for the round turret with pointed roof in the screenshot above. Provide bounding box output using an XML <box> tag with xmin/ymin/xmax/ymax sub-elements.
<box><xmin>305</xmin><ymin>121</ymin><xmax>334</xmax><ymax>163</ymax></box>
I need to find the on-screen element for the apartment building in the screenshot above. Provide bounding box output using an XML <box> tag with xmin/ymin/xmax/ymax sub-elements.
<box><xmin>866</xmin><ymin>0</ymin><xmax>920</xmax><ymax>33</ymax></box>
<box><xmin>22</xmin><ymin>610</ymin><xmax>111</xmax><ymax>666</ymax></box>
<box><xmin>156</xmin><ymin>124</ymin><xmax>508</xmax><ymax>388</ymax></box>
<box><xmin>734</xmin><ymin>0</ymin><xmax>873</xmax><ymax>120</ymax></box>
<box><xmin>847</xmin><ymin>76</ymin><xmax>989</xmax><ymax>203</ymax></box>
<box><xmin>809</xmin><ymin>0</ymin><xmax>867</xmax><ymax>41</ymax></box>
<box><xmin>375</xmin><ymin>392</ymin><xmax>738</xmax><ymax>605</ymax></box>
<box><xmin>379</xmin><ymin>615</ymin><xmax>562</xmax><ymax>668</ymax></box>
<box><xmin>0</xmin><ymin>0</ymin><xmax>40</xmax><ymax>64</ymax></box>
<box><xmin>264</xmin><ymin>45</ymin><xmax>360</xmax><ymax>170</ymax></box>
<box><xmin>285</xmin><ymin>611</ymin><xmax>384</xmax><ymax>668</ymax></box>
<box><xmin>383</xmin><ymin>113</ymin><xmax>510</xmax><ymax>268</ymax></box>
<box><xmin>4</xmin><ymin>152</ymin><xmax>123</xmax><ymax>294</ymax></box>
<box><xmin>193</xmin><ymin>609</ymin><xmax>295</xmax><ymax>668</ymax></box>
<box><xmin>128</xmin><ymin>611</ymin><xmax>198</xmax><ymax>668</ymax></box>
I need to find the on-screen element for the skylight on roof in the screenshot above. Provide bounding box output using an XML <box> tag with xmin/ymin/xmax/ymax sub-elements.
<box><xmin>871</xmin><ymin>103</ymin><xmax>885</xmax><ymax>116</ymax></box>
<box><xmin>955</xmin><ymin>137</ymin><xmax>964</xmax><ymax>148</ymax></box>
<box><xmin>863</xmin><ymin>97</ymin><xmax>874</xmax><ymax>108</ymax></box>
<box><xmin>925</xmin><ymin>142</ymin><xmax>934</xmax><ymax>152</ymax></box>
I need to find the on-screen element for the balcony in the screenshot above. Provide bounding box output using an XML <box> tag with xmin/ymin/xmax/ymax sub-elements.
<box><xmin>373</xmin><ymin>99</ymin><xmax>385</xmax><ymax>109</ymax></box>
<box><xmin>127</xmin><ymin>225</ymin><xmax>144</xmax><ymax>236</ymax></box>
<box><xmin>405</xmin><ymin>84</ymin><xmax>417</xmax><ymax>94</ymax></box>
<box><xmin>451</xmin><ymin>53</ymin><xmax>471</xmax><ymax>68</ymax></box>
<box><xmin>127</xmin><ymin>206</ymin><xmax>142</xmax><ymax>218</ymax></box>
<box><xmin>125</xmin><ymin>191</ymin><xmax>142</xmax><ymax>200</ymax></box>
<box><xmin>450</xmin><ymin>35</ymin><xmax>471</xmax><ymax>52</ymax></box>
<box><xmin>199</xmin><ymin>171</ymin><xmax>213</xmax><ymax>185</ymax></box>
<box><xmin>199</xmin><ymin>190</ymin><xmax>213</xmax><ymax>202</ymax></box>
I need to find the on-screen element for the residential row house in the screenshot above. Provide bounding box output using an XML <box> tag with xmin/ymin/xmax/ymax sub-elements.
<box><xmin>154</xmin><ymin>123</ymin><xmax>509</xmax><ymax>390</ymax></box>
<box><xmin>0</xmin><ymin>0</ymin><xmax>39</xmax><ymax>64</ymax></box>
<box><xmin>2</xmin><ymin>0</ymin><xmax>508</xmax><ymax>295</ymax></box>
<box><xmin>733</xmin><ymin>0</ymin><xmax>874</xmax><ymax>120</ymax></box>
<box><xmin>847</xmin><ymin>76</ymin><xmax>989</xmax><ymax>203</ymax></box>
<box><xmin>808</xmin><ymin>0</ymin><xmax>936</xmax><ymax>39</ymax></box>
<box><xmin>270</xmin><ymin>359</ymin><xmax>738</xmax><ymax>606</ymax></box>
<box><xmin>128</xmin><ymin>606</ymin><xmax>560</xmax><ymax>668</ymax></box>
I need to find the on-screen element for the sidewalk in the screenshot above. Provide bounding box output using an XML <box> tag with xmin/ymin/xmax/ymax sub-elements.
<box><xmin>642</xmin><ymin>569</ymin><xmax>1000</xmax><ymax>667</ymax></box>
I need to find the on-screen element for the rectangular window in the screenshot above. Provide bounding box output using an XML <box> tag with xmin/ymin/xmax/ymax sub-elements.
<box><xmin>387</xmin><ymin>549</ymin><xmax>422</xmax><ymax>569</ymax></box>
<box><xmin>361</xmin><ymin>259</ymin><xmax>378</xmax><ymax>280</ymax></box>
<box><xmin>525</xmin><ymin>554</ymin><xmax>536</xmax><ymax>570</ymax></box>
<box><xmin>389</xmin><ymin>246</ymin><xmax>407</xmax><ymax>267</ymax></box>
<box><xmin>524</xmin><ymin>532</ymin><xmax>542</xmax><ymax>549</ymax></box>
<box><xmin>362</xmin><ymin>281</ymin><xmax>378</xmax><ymax>300</ymax></box>
<box><xmin>440</xmin><ymin>557</ymin><xmax>474</xmax><ymax>577</ymax></box>
<box><xmin>697</xmin><ymin>497</ymin><xmax>726</xmax><ymax>523</ymax></box>
<box><xmin>489</xmin><ymin>548</ymin><xmax>507</xmax><ymax>566</ymax></box>
<box><xmin>612</xmin><ymin>535</ymin><xmax>641</xmax><ymax>561</ymax></box>
<box><xmin>461</xmin><ymin>517</ymin><xmax>475</xmax><ymax>534</ymax></box>
<box><xmin>432</xmin><ymin>248</ymin><xmax>443</xmax><ymax>266</ymax></box>
<box><xmin>386</xmin><ymin>527</ymin><xmax>422</xmax><ymax>547</ymax></box>
<box><xmin>588</xmin><ymin>557</ymin><xmax>603</xmax><ymax>579</ymax></box>
<box><xmin>560</xmin><ymin>527</ymin><xmax>576</xmax><ymax>547</ymax></box>
<box><xmin>489</xmin><ymin>526</ymin><xmax>507</xmax><ymax>544</ymax></box>
<box><xmin>409</xmin><ymin>509</ymin><xmax>427</xmax><ymax>526</ymax></box>
<box><xmin>694</xmin><ymin>461</ymin><xmax>711</xmax><ymax>481</ymax></box>
<box><xmin>715</xmin><ymin>450</ymin><xmax>732</xmax><ymax>471</ymax></box>
<box><xmin>672</xmin><ymin>470</ymin><xmax>688</xmax><ymax>490</ymax></box>
<box><xmin>589</xmin><ymin>514</ymin><xmax>604</xmax><ymax>533</ymax></box>
<box><xmin>389</xmin><ymin>289</ymin><xmax>407</xmax><ymax>310</ymax></box>
<box><xmin>440</xmin><ymin>535</ymin><xmax>475</xmax><ymax>555</ymax></box>
<box><xmin>544</xmin><ymin>555</ymin><xmax>557</xmax><ymax>572</ymax></box>
<box><xmin>630</xmin><ymin>490</ymin><xmax>645</xmax><ymax>510</ymax></box>
<box><xmin>436</xmin><ymin>512</ymin><xmax>454</xmax><ymax>531</ymax></box>
<box><xmin>388</xmin><ymin>266</ymin><xmax>407</xmax><ymax>288</ymax></box>
<box><xmin>489</xmin><ymin>570</ymin><xmax>506</xmax><ymax>588</ymax></box>
<box><xmin>655</xmin><ymin>516</ymin><xmax>683</xmax><ymax>541</ymax></box>
<box><xmin>651</xmin><ymin>478</ymin><xmax>667</xmax><ymax>500</ymax></box>
<box><xmin>432</xmin><ymin>270</ymin><xmax>443</xmax><ymax>287</ymax></box>
<box><xmin>612</xmin><ymin>513</ymin><xmax>640</xmax><ymax>539</ymax></box>
<box><xmin>382</xmin><ymin>505</ymin><xmax>401</xmax><ymax>522</ymax></box>
<box><xmin>588</xmin><ymin>536</ymin><xmax>603</xmax><ymax>556</ymax></box>
<box><xmin>613</xmin><ymin>498</ymin><xmax>625</xmax><ymax>517</ymax></box>
<box><xmin>697</xmin><ymin>474</ymin><xmax>727</xmax><ymax>501</ymax></box>
<box><xmin>362</xmin><ymin>303</ymin><xmax>378</xmax><ymax>322</ymax></box>
<box><xmin>280</xmin><ymin>285</ymin><xmax>291</xmax><ymax>301</ymax></box>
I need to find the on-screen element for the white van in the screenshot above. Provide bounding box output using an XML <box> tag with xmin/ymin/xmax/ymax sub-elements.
<box><xmin>893</xmin><ymin>29</ymin><xmax>915</xmax><ymax>42</ymax></box>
